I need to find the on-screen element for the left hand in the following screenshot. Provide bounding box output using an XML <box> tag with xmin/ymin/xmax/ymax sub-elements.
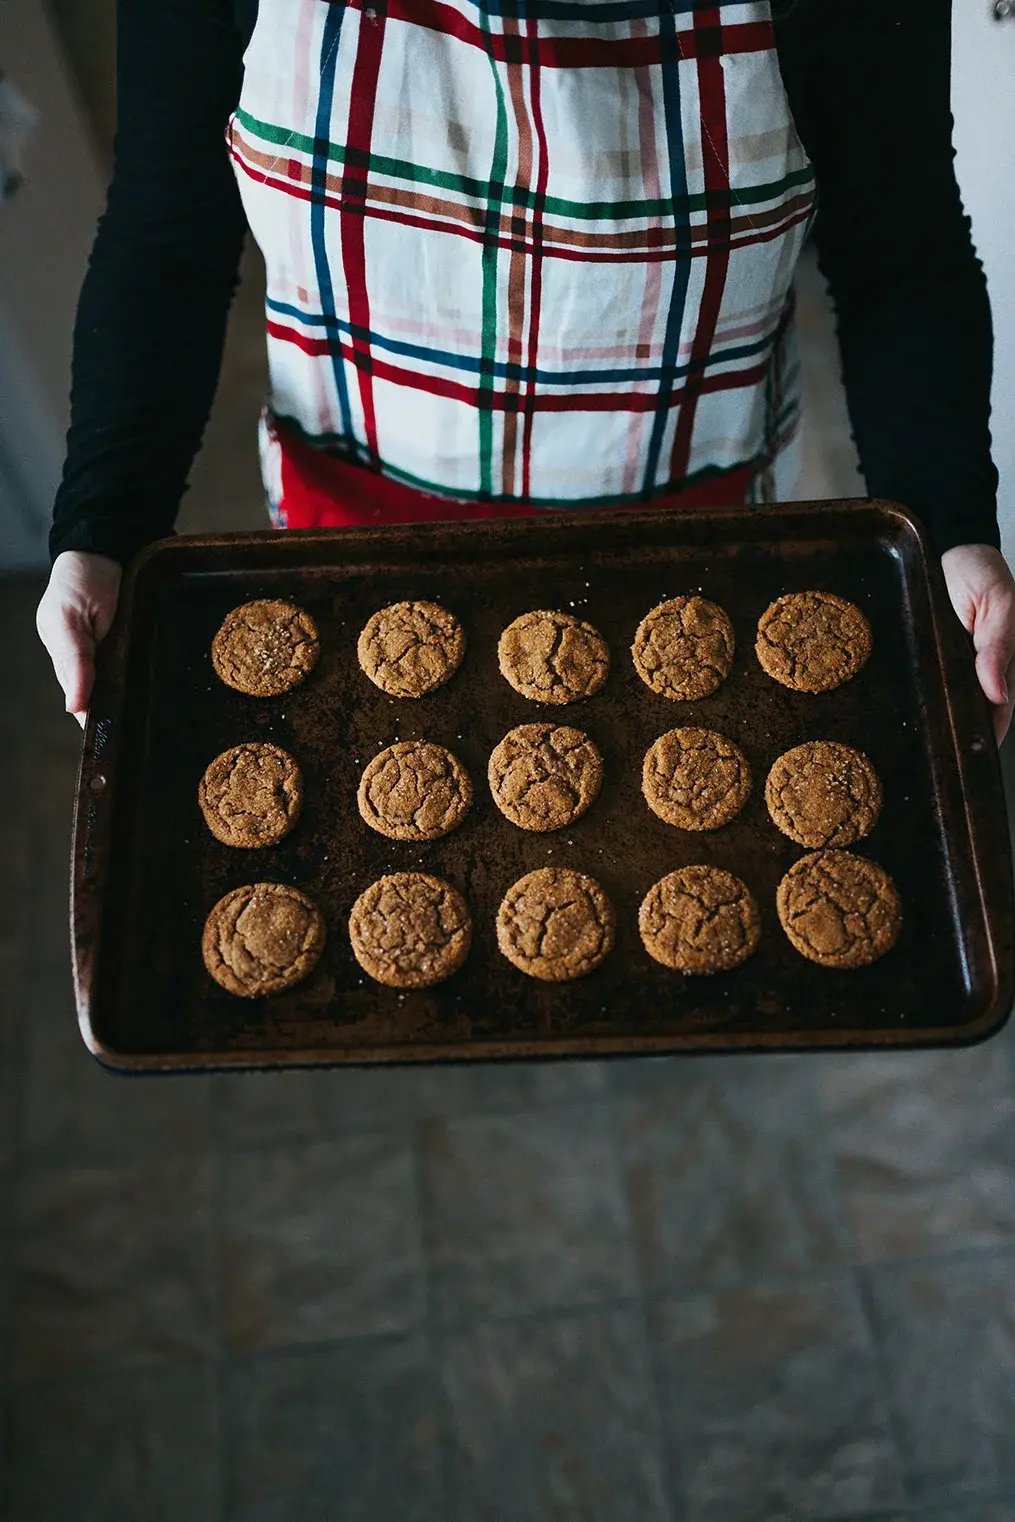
<box><xmin>940</xmin><ymin>543</ymin><xmax>1015</xmax><ymax>746</ymax></box>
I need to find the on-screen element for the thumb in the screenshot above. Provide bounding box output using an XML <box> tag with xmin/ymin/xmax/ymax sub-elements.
<box><xmin>50</xmin><ymin>603</ymin><xmax>97</xmax><ymax>717</ymax></box>
<box><xmin>973</xmin><ymin>616</ymin><xmax>1012</xmax><ymax>709</ymax></box>
<box><xmin>973</xmin><ymin>636</ymin><xmax>1010</xmax><ymax>706</ymax></box>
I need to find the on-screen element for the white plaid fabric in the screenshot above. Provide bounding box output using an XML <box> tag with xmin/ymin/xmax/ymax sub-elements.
<box><xmin>228</xmin><ymin>0</ymin><xmax>817</xmax><ymax>507</ymax></box>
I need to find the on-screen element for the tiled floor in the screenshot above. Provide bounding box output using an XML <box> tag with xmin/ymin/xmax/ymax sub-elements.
<box><xmin>4</xmin><ymin>249</ymin><xmax>1015</xmax><ymax>1520</ymax></box>
<box><xmin>5</xmin><ymin>605</ymin><xmax>1015</xmax><ymax>1522</ymax></box>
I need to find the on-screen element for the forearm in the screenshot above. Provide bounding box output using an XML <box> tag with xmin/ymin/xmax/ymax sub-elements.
<box><xmin>816</xmin><ymin>235</ymin><xmax>999</xmax><ymax>557</ymax></box>
<box><xmin>50</xmin><ymin>0</ymin><xmax>247</xmax><ymax>566</ymax></box>
<box><xmin>777</xmin><ymin>0</ymin><xmax>999</xmax><ymax>559</ymax></box>
<box><xmin>50</xmin><ymin>224</ymin><xmax>244</xmax><ymax>565</ymax></box>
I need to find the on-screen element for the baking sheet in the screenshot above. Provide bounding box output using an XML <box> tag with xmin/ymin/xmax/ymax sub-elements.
<box><xmin>71</xmin><ymin>499</ymin><xmax>1013</xmax><ymax>1069</ymax></box>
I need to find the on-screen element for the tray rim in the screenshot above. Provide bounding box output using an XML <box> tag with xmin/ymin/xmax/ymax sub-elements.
<box><xmin>71</xmin><ymin>496</ymin><xmax>1015</xmax><ymax>1069</ymax></box>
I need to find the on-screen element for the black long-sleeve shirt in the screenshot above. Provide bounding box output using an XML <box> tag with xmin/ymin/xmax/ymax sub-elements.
<box><xmin>50</xmin><ymin>0</ymin><xmax>1001</xmax><ymax>564</ymax></box>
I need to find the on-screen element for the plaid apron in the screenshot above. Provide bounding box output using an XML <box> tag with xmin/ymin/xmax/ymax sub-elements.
<box><xmin>227</xmin><ymin>0</ymin><xmax>817</xmax><ymax>528</ymax></box>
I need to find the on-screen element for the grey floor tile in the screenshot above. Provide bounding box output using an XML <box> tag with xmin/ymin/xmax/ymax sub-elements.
<box><xmin>422</xmin><ymin>1105</ymin><xmax>635</xmax><ymax>1324</ymax></box>
<box><xmin>220</xmin><ymin>1131</ymin><xmax>423</xmax><ymax>1353</ymax></box>
<box><xmin>215</xmin><ymin>1060</ymin><xmax>607</xmax><ymax>1148</ymax></box>
<box><xmin>0</xmin><ymin>647</ymin><xmax>79</xmax><ymax>967</ymax></box>
<box><xmin>214</xmin><ymin>1068</ymin><xmax>379</xmax><ymax>1146</ymax></box>
<box><xmin>864</xmin><ymin>1251</ymin><xmax>1015</xmax><ymax>1500</ymax></box>
<box><xmin>921</xmin><ymin>1503</ymin><xmax>1015</xmax><ymax>1522</ymax></box>
<box><xmin>608</xmin><ymin>1051</ymin><xmax>816</xmax><ymax>1098</ymax></box>
<box><xmin>10</xmin><ymin>718</ymin><xmax>80</xmax><ymax>829</ymax></box>
<box><xmin>810</xmin><ymin>1515</ymin><xmax>909</xmax><ymax>1522</ymax></box>
<box><xmin>5</xmin><ymin>1362</ymin><xmax>218</xmax><ymax>1522</ymax></box>
<box><xmin>0</xmin><ymin>1164</ymin><xmax>13</xmax><ymax>1387</ymax></box>
<box><xmin>442</xmin><ymin>1307</ymin><xmax>670</xmax><ymax>1522</ymax></box>
<box><xmin>224</xmin><ymin>1336</ymin><xmax>443</xmax><ymax>1522</ymax></box>
<box><xmin>0</xmin><ymin>804</ymin><xmax>35</xmax><ymax>960</ymax></box>
<box><xmin>13</xmin><ymin>1158</ymin><xmax>215</xmax><ymax>1380</ymax></box>
<box><xmin>26</xmin><ymin>811</ymin><xmax>77</xmax><ymax>968</ymax></box>
<box><xmin>821</xmin><ymin>1047</ymin><xmax>1015</xmax><ymax>1262</ymax></box>
<box><xmin>617</xmin><ymin>1063</ymin><xmax>845</xmax><ymax>1293</ymax></box>
<box><xmin>18</xmin><ymin>952</ymin><xmax>215</xmax><ymax>1164</ymax></box>
<box><xmin>650</xmin><ymin>1274</ymin><xmax>906</xmax><ymax>1522</ymax></box>
<box><xmin>0</xmin><ymin>959</ymin><xmax>22</xmax><ymax>1168</ymax></box>
<box><xmin>420</xmin><ymin>1057</ymin><xmax>608</xmax><ymax>1114</ymax></box>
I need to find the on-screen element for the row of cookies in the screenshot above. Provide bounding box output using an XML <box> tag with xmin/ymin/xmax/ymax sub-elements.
<box><xmin>210</xmin><ymin>590</ymin><xmax>872</xmax><ymax>704</ymax></box>
<box><xmin>198</xmin><ymin>731</ymin><xmax>882</xmax><ymax>851</ymax></box>
<box><xmin>202</xmin><ymin>848</ymin><xmax>902</xmax><ymax>1000</ymax></box>
<box><xmin>362</xmin><ymin>850</ymin><xmax>902</xmax><ymax>977</ymax></box>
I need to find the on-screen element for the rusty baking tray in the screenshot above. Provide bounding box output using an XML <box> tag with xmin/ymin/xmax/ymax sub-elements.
<box><xmin>71</xmin><ymin>499</ymin><xmax>1013</xmax><ymax>1070</ymax></box>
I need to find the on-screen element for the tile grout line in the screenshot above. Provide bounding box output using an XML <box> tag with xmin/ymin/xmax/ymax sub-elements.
<box><xmin>851</xmin><ymin>1262</ymin><xmax>919</xmax><ymax>1513</ymax></box>
<box><xmin>214</xmin><ymin>1077</ymin><xmax>631</xmax><ymax>1152</ymax></box>
<box><xmin>810</xmin><ymin>1065</ymin><xmax>916</xmax><ymax>1514</ymax></box>
<box><xmin>8</xmin><ymin>1238</ymin><xmax>1015</xmax><ymax>1397</ymax></box>
<box><xmin>602</xmin><ymin>1094</ymin><xmax>685</xmax><ymax>1522</ymax></box>
<box><xmin>210</xmin><ymin>1090</ymin><xmax>229</xmax><ymax>1522</ymax></box>
<box><xmin>412</xmin><ymin>1116</ymin><xmax>460</xmax><ymax>1522</ymax></box>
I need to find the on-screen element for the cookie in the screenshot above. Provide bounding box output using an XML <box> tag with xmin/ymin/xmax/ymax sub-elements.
<box><xmin>497</xmin><ymin>610</ymin><xmax>609</xmax><ymax>704</ymax></box>
<box><xmin>357</xmin><ymin>601</ymin><xmax>465</xmax><ymax>698</ymax></box>
<box><xmin>198</xmin><ymin>743</ymin><xmax>303</xmax><ymax>849</ymax></box>
<box><xmin>488</xmin><ymin>724</ymin><xmax>603</xmax><ymax>832</ymax></box>
<box><xmin>631</xmin><ymin>596</ymin><xmax>735</xmax><ymax>701</ymax></box>
<box><xmin>349</xmin><ymin>872</ymin><xmax>471</xmax><ymax>988</ymax></box>
<box><xmin>765</xmin><ymin>741</ymin><xmax>882</xmax><ymax>848</ymax></box>
<box><xmin>202</xmin><ymin>882</ymin><xmax>325</xmax><ymax>997</ymax></box>
<box><xmin>755</xmin><ymin>591</ymin><xmax>872</xmax><ymax>693</ymax></box>
<box><xmin>639</xmin><ymin>866</ymin><xmax>760</xmax><ymax>973</ymax></box>
<box><xmin>496</xmin><ymin>867</ymin><xmax>615</xmax><ymax>981</ymax></box>
<box><xmin>642</xmin><ymin>727</ymin><xmax>751</xmax><ymax>830</ymax></box>
<box><xmin>776</xmin><ymin>850</ymin><xmax>901</xmax><ymax>968</ymax></box>
<box><xmin>357</xmin><ymin>741</ymin><xmax>472</xmax><ymax>841</ymax></box>
<box><xmin>211</xmin><ymin>599</ymin><xmax>319</xmax><ymax>697</ymax></box>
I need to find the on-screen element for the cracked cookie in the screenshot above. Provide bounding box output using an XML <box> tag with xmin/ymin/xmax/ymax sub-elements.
<box><xmin>642</xmin><ymin>727</ymin><xmax>751</xmax><ymax>830</ymax></box>
<box><xmin>755</xmin><ymin>591</ymin><xmax>872</xmax><ymax>693</ymax></box>
<box><xmin>497</xmin><ymin>610</ymin><xmax>609</xmax><ymax>704</ymax></box>
<box><xmin>202</xmin><ymin>882</ymin><xmax>326</xmax><ymax>997</ymax></box>
<box><xmin>211</xmin><ymin>599</ymin><xmax>319</xmax><ymax>696</ymax></box>
<box><xmin>357</xmin><ymin>740</ymin><xmax>472</xmax><ymax>841</ymax></box>
<box><xmin>496</xmin><ymin>866</ymin><xmax>615</xmax><ymax>981</ymax></box>
<box><xmin>358</xmin><ymin>600</ymin><xmax>465</xmax><ymax>698</ymax></box>
<box><xmin>488</xmin><ymin>724</ymin><xmax>603</xmax><ymax>832</ymax></box>
<box><xmin>632</xmin><ymin>596</ymin><xmax>735</xmax><ymax>701</ymax></box>
<box><xmin>639</xmin><ymin>866</ymin><xmax>760</xmax><ymax>973</ymax></box>
<box><xmin>198</xmin><ymin>742</ymin><xmax>302</xmax><ymax>849</ymax></box>
<box><xmin>765</xmin><ymin>740</ymin><xmax>882</xmax><ymax>848</ymax></box>
<box><xmin>349</xmin><ymin>872</ymin><xmax>472</xmax><ymax>988</ymax></box>
<box><xmin>776</xmin><ymin>850</ymin><xmax>901</xmax><ymax>968</ymax></box>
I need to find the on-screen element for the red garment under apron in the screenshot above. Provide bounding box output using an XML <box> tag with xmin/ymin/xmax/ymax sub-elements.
<box><xmin>274</xmin><ymin>419</ymin><xmax>757</xmax><ymax>529</ymax></box>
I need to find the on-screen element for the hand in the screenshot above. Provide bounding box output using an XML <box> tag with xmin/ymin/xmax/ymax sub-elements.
<box><xmin>940</xmin><ymin>543</ymin><xmax>1015</xmax><ymax>746</ymax></box>
<box><xmin>36</xmin><ymin>550</ymin><xmax>122</xmax><ymax>728</ymax></box>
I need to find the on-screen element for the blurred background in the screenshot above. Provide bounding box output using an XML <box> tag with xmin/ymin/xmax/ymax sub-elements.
<box><xmin>2</xmin><ymin>4</ymin><xmax>1015</xmax><ymax>1520</ymax></box>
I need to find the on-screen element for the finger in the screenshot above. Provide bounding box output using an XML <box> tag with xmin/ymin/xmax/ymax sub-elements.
<box><xmin>996</xmin><ymin>656</ymin><xmax>1015</xmax><ymax>746</ymax></box>
<box><xmin>975</xmin><ymin>642</ymin><xmax>1010</xmax><ymax>710</ymax></box>
<box><xmin>988</xmin><ymin>654</ymin><xmax>1015</xmax><ymax>745</ymax></box>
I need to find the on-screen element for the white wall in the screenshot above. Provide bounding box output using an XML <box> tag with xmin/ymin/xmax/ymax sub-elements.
<box><xmin>794</xmin><ymin>3</ymin><xmax>1015</xmax><ymax>557</ymax></box>
<box><xmin>0</xmin><ymin>1</ymin><xmax>104</xmax><ymax>569</ymax></box>
<box><xmin>953</xmin><ymin>0</ymin><xmax>1015</xmax><ymax>556</ymax></box>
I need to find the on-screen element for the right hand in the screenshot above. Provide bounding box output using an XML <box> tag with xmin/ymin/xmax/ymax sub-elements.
<box><xmin>36</xmin><ymin>550</ymin><xmax>122</xmax><ymax>728</ymax></box>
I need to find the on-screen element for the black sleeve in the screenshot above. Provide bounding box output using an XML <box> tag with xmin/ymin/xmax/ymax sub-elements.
<box><xmin>49</xmin><ymin>0</ymin><xmax>248</xmax><ymax>565</ymax></box>
<box><xmin>776</xmin><ymin>0</ymin><xmax>1000</xmax><ymax>556</ymax></box>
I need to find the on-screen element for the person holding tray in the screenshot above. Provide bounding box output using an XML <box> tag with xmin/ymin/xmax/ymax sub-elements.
<box><xmin>37</xmin><ymin>0</ymin><xmax>1015</xmax><ymax>741</ymax></box>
